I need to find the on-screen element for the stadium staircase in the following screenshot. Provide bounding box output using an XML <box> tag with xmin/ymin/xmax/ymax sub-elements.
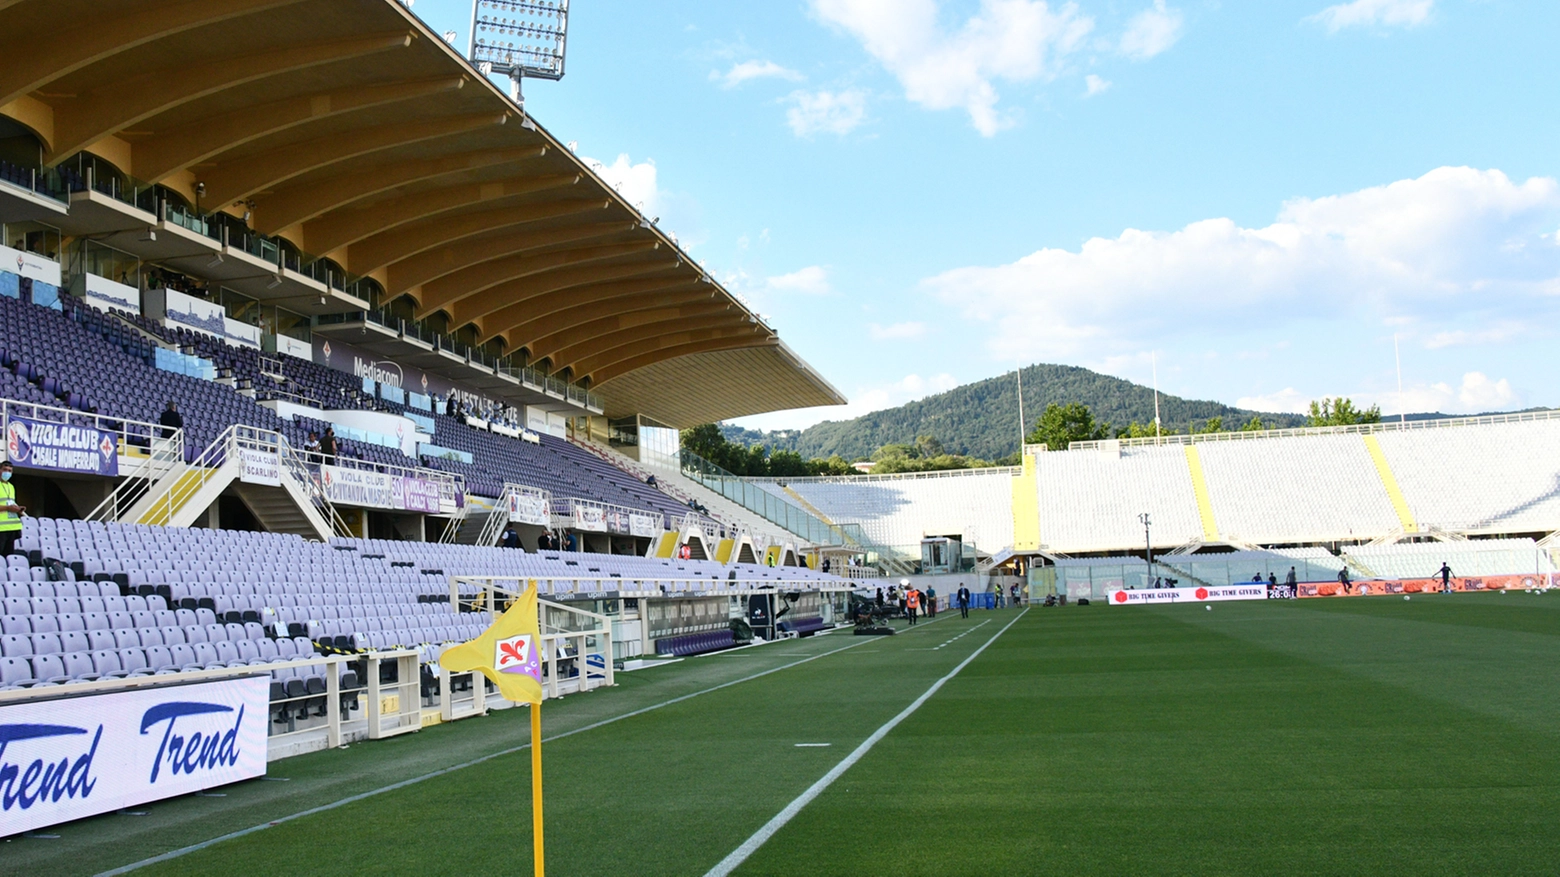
<box><xmin>569</xmin><ymin>436</ymin><xmax>783</xmax><ymax>541</ymax></box>
<box><xmin>678</xmin><ymin>449</ymin><xmax>915</xmax><ymax>576</ymax></box>
<box><xmin>88</xmin><ymin>425</ymin><xmax>346</xmax><ymax>540</ymax></box>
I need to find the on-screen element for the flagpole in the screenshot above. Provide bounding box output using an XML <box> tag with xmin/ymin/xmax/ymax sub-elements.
<box><xmin>532</xmin><ymin>700</ymin><xmax>544</xmax><ymax>877</ymax></box>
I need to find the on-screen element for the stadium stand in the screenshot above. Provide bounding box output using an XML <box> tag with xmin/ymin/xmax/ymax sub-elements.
<box><xmin>1375</xmin><ymin>419</ymin><xmax>1560</xmax><ymax>533</ymax></box>
<box><xmin>0</xmin><ymin>515</ymin><xmax>843</xmax><ymax>691</ymax></box>
<box><xmin>1342</xmin><ymin>538</ymin><xmax>1555</xmax><ymax>579</ymax></box>
<box><xmin>758</xmin><ymin>468</ymin><xmax>1019</xmax><ymax>555</ymax></box>
<box><xmin>1196</xmin><ymin>434</ymin><xmax>1403</xmax><ymax>544</ymax></box>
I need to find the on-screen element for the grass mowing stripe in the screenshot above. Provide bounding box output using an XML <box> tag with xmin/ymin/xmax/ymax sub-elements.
<box><xmin>702</xmin><ymin>608</ymin><xmax>1028</xmax><ymax>877</ymax></box>
<box><xmin>95</xmin><ymin>635</ymin><xmax>885</xmax><ymax>876</ymax></box>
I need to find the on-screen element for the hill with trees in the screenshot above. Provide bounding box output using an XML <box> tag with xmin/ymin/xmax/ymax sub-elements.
<box><xmin>720</xmin><ymin>363</ymin><xmax>1311</xmax><ymax>462</ymax></box>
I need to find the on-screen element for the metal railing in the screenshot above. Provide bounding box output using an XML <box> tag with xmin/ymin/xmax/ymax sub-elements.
<box><xmin>451</xmin><ymin>579</ymin><xmax>617</xmax><ymax>698</ymax></box>
<box><xmin>680</xmin><ymin>448</ymin><xmax>913</xmax><ymax>572</ymax></box>
<box><xmin>554</xmin><ymin>495</ymin><xmax>669</xmax><ymax>537</ymax></box>
<box><xmin>1068</xmin><ymin>408</ymin><xmax>1560</xmax><ymax>452</ymax></box>
<box><xmin>475</xmin><ymin>483</ymin><xmax>553</xmax><ymax>546</ymax></box>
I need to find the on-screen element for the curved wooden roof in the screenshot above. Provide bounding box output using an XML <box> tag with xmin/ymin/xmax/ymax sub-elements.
<box><xmin>0</xmin><ymin>0</ymin><xmax>845</xmax><ymax>426</ymax></box>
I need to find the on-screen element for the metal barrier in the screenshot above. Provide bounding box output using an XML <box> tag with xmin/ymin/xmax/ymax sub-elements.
<box><xmin>0</xmin><ymin>650</ymin><xmax>423</xmax><ymax>763</ymax></box>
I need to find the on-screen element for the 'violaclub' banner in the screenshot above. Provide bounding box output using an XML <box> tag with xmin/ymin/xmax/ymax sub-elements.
<box><xmin>5</xmin><ymin>416</ymin><xmax>118</xmax><ymax>476</ymax></box>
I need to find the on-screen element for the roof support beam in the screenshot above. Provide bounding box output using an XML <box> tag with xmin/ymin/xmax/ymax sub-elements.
<box><xmin>456</xmin><ymin>257</ymin><xmax>679</xmax><ymax>328</ymax></box>
<box><xmin>134</xmin><ymin>76</ymin><xmax>464</xmax><ymax>183</ymax></box>
<box><xmin>384</xmin><ymin>221</ymin><xmax>629</xmax><ymax>295</ymax></box>
<box><xmin>0</xmin><ymin>0</ymin><xmax>307</xmax><ymax>110</ymax></box>
<box><xmin>200</xmin><ymin>112</ymin><xmax>508</xmax><ymax>207</ymax></box>
<box><xmin>550</xmin><ymin>316</ymin><xmax>749</xmax><ymax>370</ymax></box>
<box><xmin>584</xmin><ymin>333</ymin><xmax>777</xmax><ymax>385</ymax></box>
<box><xmin>502</xmin><ymin>288</ymin><xmax>715</xmax><ymax>342</ymax></box>
<box><xmin>46</xmin><ymin>32</ymin><xmax>416</xmax><ymax>165</ymax></box>
<box><xmin>416</xmin><ymin>241</ymin><xmax>661</xmax><ymax>317</ymax></box>
<box><xmin>309</xmin><ymin>176</ymin><xmax>587</xmax><ymax>257</ymax></box>
<box><xmin>254</xmin><ymin>143</ymin><xmax>540</xmax><ymax>232</ymax></box>
<box><xmin>475</xmin><ymin>275</ymin><xmax>694</xmax><ymax>345</ymax></box>
<box><xmin>528</xmin><ymin>303</ymin><xmax>734</xmax><ymax>362</ymax></box>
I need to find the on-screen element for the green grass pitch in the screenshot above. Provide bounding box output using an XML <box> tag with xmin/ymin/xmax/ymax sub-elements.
<box><xmin>8</xmin><ymin>593</ymin><xmax>1560</xmax><ymax>875</ymax></box>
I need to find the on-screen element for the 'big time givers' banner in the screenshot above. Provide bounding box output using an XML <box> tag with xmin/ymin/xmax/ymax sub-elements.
<box><xmin>321</xmin><ymin>464</ymin><xmax>444</xmax><ymax>513</ymax></box>
<box><xmin>0</xmin><ymin>676</ymin><xmax>268</xmax><ymax>835</ymax></box>
<box><xmin>5</xmin><ymin>416</ymin><xmax>118</xmax><ymax>476</ymax></box>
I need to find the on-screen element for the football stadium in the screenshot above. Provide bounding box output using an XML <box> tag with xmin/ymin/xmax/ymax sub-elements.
<box><xmin>2</xmin><ymin>1</ymin><xmax>1559</xmax><ymax>874</ymax></box>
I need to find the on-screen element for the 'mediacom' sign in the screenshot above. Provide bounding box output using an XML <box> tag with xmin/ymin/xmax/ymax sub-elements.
<box><xmin>0</xmin><ymin>676</ymin><xmax>268</xmax><ymax>836</ymax></box>
<box><xmin>1106</xmin><ymin>584</ymin><xmax>1270</xmax><ymax>605</ymax></box>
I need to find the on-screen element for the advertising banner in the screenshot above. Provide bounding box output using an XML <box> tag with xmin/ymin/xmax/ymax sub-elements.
<box><xmin>0</xmin><ymin>676</ymin><xmax>269</xmax><ymax>835</ymax></box>
<box><xmin>629</xmin><ymin>513</ymin><xmax>660</xmax><ymax>538</ymax></box>
<box><xmin>314</xmin><ymin>336</ymin><xmax>499</xmax><ymax>417</ymax></box>
<box><xmin>604</xmin><ymin>509</ymin><xmax>630</xmax><ymax>535</ymax></box>
<box><xmin>275</xmin><ymin>335</ymin><xmax>312</xmax><ymax>360</ymax></box>
<box><xmin>573</xmin><ymin>504</ymin><xmax>607</xmax><ymax>532</ymax></box>
<box><xmin>163</xmin><ymin>288</ymin><xmax>227</xmax><ymax>338</ymax></box>
<box><xmin>396</xmin><ymin>476</ymin><xmax>442</xmax><ymax>514</ymax></box>
<box><xmin>321</xmin><ymin>464</ymin><xmax>394</xmax><ymax>509</ymax></box>
<box><xmin>1106</xmin><ymin>583</ymin><xmax>1271</xmax><ymax>606</ymax></box>
<box><xmin>223</xmin><ymin>317</ymin><xmax>261</xmax><ymax>349</ymax></box>
<box><xmin>1</xmin><ymin>244</ymin><xmax>62</xmax><ymax>287</ymax></box>
<box><xmin>508</xmin><ymin>493</ymin><xmax>550</xmax><ymax>526</ymax></box>
<box><xmin>238</xmin><ymin>447</ymin><xmax>280</xmax><ymax>487</ymax></box>
<box><xmin>1297</xmin><ymin>573</ymin><xmax>1557</xmax><ymax>598</ymax></box>
<box><xmin>5</xmin><ymin>416</ymin><xmax>117</xmax><ymax>476</ymax></box>
<box><xmin>82</xmin><ymin>273</ymin><xmax>139</xmax><ymax>315</ymax></box>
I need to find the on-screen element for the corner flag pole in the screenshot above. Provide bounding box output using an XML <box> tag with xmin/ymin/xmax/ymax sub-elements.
<box><xmin>532</xmin><ymin>699</ymin><xmax>545</xmax><ymax>877</ymax></box>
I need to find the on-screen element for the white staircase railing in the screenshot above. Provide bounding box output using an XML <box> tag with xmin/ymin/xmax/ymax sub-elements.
<box><xmin>275</xmin><ymin>432</ymin><xmax>352</xmax><ymax>538</ymax></box>
<box><xmin>474</xmin><ymin>483</ymin><xmax>553</xmax><ymax>547</ymax></box>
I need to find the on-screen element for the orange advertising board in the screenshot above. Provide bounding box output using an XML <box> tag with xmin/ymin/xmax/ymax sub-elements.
<box><xmin>1296</xmin><ymin>573</ymin><xmax>1556</xmax><ymax>598</ymax></box>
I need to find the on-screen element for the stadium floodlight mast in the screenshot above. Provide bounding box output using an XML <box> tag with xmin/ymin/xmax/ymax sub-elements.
<box><xmin>1139</xmin><ymin>512</ymin><xmax>1153</xmax><ymax>581</ymax></box>
<box><xmin>468</xmin><ymin>0</ymin><xmax>570</xmax><ymax>112</ymax></box>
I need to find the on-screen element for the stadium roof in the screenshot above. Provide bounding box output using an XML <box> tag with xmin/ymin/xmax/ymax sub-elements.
<box><xmin>0</xmin><ymin>0</ymin><xmax>845</xmax><ymax>427</ymax></box>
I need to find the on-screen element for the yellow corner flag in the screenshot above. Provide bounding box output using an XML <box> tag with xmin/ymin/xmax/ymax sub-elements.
<box><xmin>440</xmin><ymin>581</ymin><xmax>544</xmax><ymax>704</ymax></box>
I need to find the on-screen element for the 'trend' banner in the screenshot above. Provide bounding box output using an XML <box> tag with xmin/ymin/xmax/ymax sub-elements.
<box><xmin>1106</xmin><ymin>584</ymin><xmax>1270</xmax><ymax>605</ymax></box>
<box><xmin>5</xmin><ymin>417</ymin><xmax>118</xmax><ymax>476</ymax></box>
<box><xmin>0</xmin><ymin>676</ymin><xmax>268</xmax><ymax>836</ymax></box>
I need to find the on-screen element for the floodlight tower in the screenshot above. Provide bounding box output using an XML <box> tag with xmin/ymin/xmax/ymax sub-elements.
<box><xmin>468</xmin><ymin>0</ymin><xmax>570</xmax><ymax>112</ymax></box>
<box><xmin>1139</xmin><ymin>512</ymin><xmax>1153</xmax><ymax>582</ymax></box>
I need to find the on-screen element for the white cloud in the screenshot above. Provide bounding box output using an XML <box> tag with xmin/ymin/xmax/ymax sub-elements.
<box><xmin>810</xmin><ymin>0</ymin><xmax>1094</xmax><ymax>136</ymax></box>
<box><xmin>1235</xmin><ymin>388</ymin><xmax>1311</xmax><ymax>415</ymax></box>
<box><xmin>1238</xmin><ymin>372</ymin><xmax>1521</xmax><ymax>416</ymax></box>
<box><xmin>734</xmin><ymin>372</ymin><xmax>961</xmax><ymax>431</ymax></box>
<box><xmin>1084</xmin><ymin>73</ymin><xmax>1111</xmax><ymax>96</ymax></box>
<box><xmin>711</xmin><ymin>59</ymin><xmax>803</xmax><ymax>89</ymax></box>
<box><xmin>867</xmin><ymin>321</ymin><xmax>927</xmax><ymax>340</ymax></box>
<box><xmin>1423</xmin><ymin>321</ymin><xmax>1526</xmax><ymax>349</ymax></box>
<box><xmin>786</xmin><ymin>89</ymin><xmax>868</xmax><ymax>136</ymax></box>
<box><xmin>582</xmin><ymin>154</ymin><xmax>659</xmax><ymax>215</ymax></box>
<box><xmin>765</xmin><ymin>265</ymin><xmax>832</xmax><ymax>295</ymax></box>
<box><xmin>1119</xmin><ymin>1</ymin><xmax>1184</xmax><ymax>60</ymax></box>
<box><xmin>1309</xmin><ymin>0</ymin><xmax>1433</xmax><ymax>33</ymax></box>
<box><xmin>927</xmin><ymin>167</ymin><xmax>1560</xmax><ymax>363</ymax></box>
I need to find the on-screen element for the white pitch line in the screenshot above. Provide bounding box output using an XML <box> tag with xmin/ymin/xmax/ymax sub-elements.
<box><xmin>96</xmin><ymin>636</ymin><xmax>883</xmax><ymax>876</ymax></box>
<box><xmin>702</xmin><ymin>608</ymin><xmax>1029</xmax><ymax>877</ymax></box>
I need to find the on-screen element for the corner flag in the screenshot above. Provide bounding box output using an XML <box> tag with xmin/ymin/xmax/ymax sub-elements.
<box><xmin>440</xmin><ymin>581</ymin><xmax>544</xmax><ymax>704</ymax></box>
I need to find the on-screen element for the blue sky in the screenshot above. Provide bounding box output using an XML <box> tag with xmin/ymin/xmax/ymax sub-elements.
<box><xmin>409</xmin><ymin>0</ymin><xmax>1560</xmax><ymax>429</ymax></box>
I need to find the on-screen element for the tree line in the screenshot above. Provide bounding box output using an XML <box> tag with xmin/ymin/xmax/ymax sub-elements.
<box><xmin>683</xmin><ymin>397</ymin><xmax>1380</xmax><ymax>475</ymax></box>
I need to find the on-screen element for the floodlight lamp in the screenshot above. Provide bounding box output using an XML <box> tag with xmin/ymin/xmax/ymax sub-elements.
<box><xmin>468</xmin><ymin>0</ymin><xmax>570</xmax><ymax>82</ymax></box>
<box><xmin>267</xmin><ymin>274</ymin><xmax>284</xmax><ymax>289</ymax></box>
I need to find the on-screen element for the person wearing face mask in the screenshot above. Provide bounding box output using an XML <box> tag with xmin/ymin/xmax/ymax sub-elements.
<box><xmin>0</xmin><ymin>461</ymin><xmax>22</xmax><ymax>557</ymax></box>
